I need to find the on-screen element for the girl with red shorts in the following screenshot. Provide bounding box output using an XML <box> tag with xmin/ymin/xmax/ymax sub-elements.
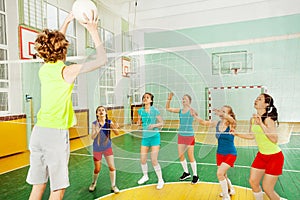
<box><xmin>235</xmin><ymin>93</ymin><xmax>284</xmax><ymax>200</ymax></box>
<box><xmin>89</xmin><ymin>106</ymin><xmax>120</xmax><ymax>194</ymax></box>
<box><xmin>193</xmin><ymin>105</ymin><xmax>237</xmax><ymax>200</ymax></box>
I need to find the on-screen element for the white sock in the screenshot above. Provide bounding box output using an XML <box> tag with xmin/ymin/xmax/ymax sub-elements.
<box><xmin>141</xmin><ymin>163</ymin><xmax>148</xmax><ymax>177</ymax></box>
<box><xmin>253</xmin><ymin>191</ymin><xmax>263</xmax><ymax>200</ymax></box>
<box><xmin>109</xmin><ymin>170</ymin><xmax>116</xmax><ymax>187</ymax></box>
<box><xmin>154</xmin><ymin>164</ymin><xmax>163</xmax><ymax>182</ymax></box>
<box><xmin>180</xmin><ymin>159</ymin><xmax>189</xmax><ymax>173</ymax></box>
<box><xmin>190</xmin><ymin>161</ymin><xmax>197</xmax><ymax>176</ymax></box>
<box><xmin>220</xmin><ymin>179</ymin><xmax>229</xmax><ymax>197</ymax></box>
<box><xmin>92</xmin><ymin>173</ymin><xmax>99</xmax><ymax>184</ymax></box>
<box><xmin>226</xmin><ymin>177</ymin><xmax>233</xmax><ymax>189</ymax></box>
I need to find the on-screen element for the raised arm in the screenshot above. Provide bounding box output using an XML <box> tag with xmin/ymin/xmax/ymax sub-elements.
<box><xmin>166</xmin><ymin>92</ymin><xmax>180</xmax><ymax>113</ymax></box>
<box><xmin>63</xmin><ymin>11</ymin><xmax>107</xmax><ymax>83</ymax></box>
<box><xmin>91</xmin><ymin>122</ymin><xmax>100</xmax><ymax>140</ymax></box>
<box><xmin>254</xmin><ymin>114</ymin><xmax>278</xmax><ymax>143</ymax></box>
<box><xmin>190</xmin><ymin>108</ymin><xmax>214</xmax><ymax>127</ymax></box>
<box><xmin>59</xmin><ymin>12</ymin><xmax>74</xmax><ymax>35</ymax></box>
<box><xmin>110</xmin><ymin>121</ymin><xmax>120</xmax><ymax>136</ymax></box>
<box><xmin>233</xmin><ymin>118</ymin><xmax>255</xmax><ymax>139</ymax></box>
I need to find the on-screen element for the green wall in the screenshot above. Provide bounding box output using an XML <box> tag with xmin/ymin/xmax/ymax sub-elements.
<box><xmin>144</xmin><ymin>14</ymin><xmax>300</xmax><ymax>122</ymax></box>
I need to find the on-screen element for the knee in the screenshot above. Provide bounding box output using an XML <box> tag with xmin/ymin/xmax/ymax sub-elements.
<box><xmin>94</xmin><ymin>168</ymin><xmax>100</xmax><ymax>174</ymax></box>
<box><xmin>179</xmin><ymin>155</ymin><xmax>185</xmax><ymax>161</ymax></box>
<box><xmin>151</xmin><ymin>159</ymin><xmax>158</xmax><ymax>166</ymax></box>
<box><xmin>249</xmin><ymin>177</ymin><xmax>259</xmax><ymax>189</ymax></box>
<box><xmin>108</xmin><ymin>166</ymin><xmax>115</xmax><ymax>171</ymax></box>
<box><xmin>262</xmin><ymin>183</ymin><xmax>273</xmax><ymax>195</ymax></box>
<box><xmin>94</xmin><ymin>165</ymin><xmax>101</xmax><ymax>174</ymax></box>
<box><xmin>216</xmin><ymin>170</ymin><xmax>225</xmax><ymax>180</ymax></box>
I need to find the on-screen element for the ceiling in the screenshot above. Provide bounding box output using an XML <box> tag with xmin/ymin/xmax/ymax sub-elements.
<box><xmin>98</xmin><ymin>0</ymin><xmax>300</xmax><ymax>30</ymax></box>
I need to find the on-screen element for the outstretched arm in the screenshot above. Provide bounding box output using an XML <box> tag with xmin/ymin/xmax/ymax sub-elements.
<box><xmin>166</xmin><ymin>92</ymin><xmax>180</xmax><ymax>113</ymax></box>
<box><xmin>110</xmin><ymin>121</ymin><xmax>120</xmax><ymax>136</ymax></box>
<box><xmin>91</xmin><ymin>122</ymin><xmax>100</xmax><ymax>140</ymax></box>
<box><xmin>63</xmin><ymin>11</ymin><xmax>107</xmax><ymax>83</ymax></box>
<box><xmin>233</xmin><ymin>118</ymin><xmax>255</xmax><ymax>139</ymax></box>
<box><xmin>190</xmin><ymin>109</ymin><xmax>214</xmax><ymax>127</ymax></box>
<box><xmin>60</xmin><ymin>12</ymin><xmax>74</xmax><ymax>35</ymax></box>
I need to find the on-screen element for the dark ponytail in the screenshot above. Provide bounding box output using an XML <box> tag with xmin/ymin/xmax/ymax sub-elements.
<box><xmin>261</xmin><ymin>93</ymin><xmax>278</xmax><ymax>125</ymax></box>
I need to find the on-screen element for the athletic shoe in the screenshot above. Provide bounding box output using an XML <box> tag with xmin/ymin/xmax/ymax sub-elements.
<box><xmin>111</xmin><ymin>185</ymin><xmax>120</xmax><ymax>194</ymax></box>
<box><xmin>222</xmin><ymin>195</ymin><xmax>230</xmax><ymax>200</ymax></box>
<box><xmin>191</xmin><ymin>175</ymin><xmax>199</xmax><ymax>184</ymax></box>
<box><xmin>219</xmin><ymin>187</ymin><xmax>236</xmax><ymax>197</ymax></box>
<box><xmin>179</xmin><ymin>172</ymin><xmax>191</xmax><ymax>181</ymax></box>
<box><xmin>88</xmin><ymin>182</ymin><xmax>96</xmax><ymax>192</ymax></box>
<box><xmin>138</xmin><ymin>175</ymin><xmax>149</xmax><ymax>185</ymax></box>
<box><xmin>156</xmin><ymin>180</ymin><xmax>164</xmax><ymax>190</ymax></box>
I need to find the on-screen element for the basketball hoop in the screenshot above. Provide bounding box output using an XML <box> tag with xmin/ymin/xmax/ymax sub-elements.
<box><xmin>125</xmin><ymin>72</ymin><xmax>137</xmax><ymax>78</ymax></box>
<box><xmin>232</xmin><ymin>68</ymin><xmax>239</xmax><ymax>75</ymax></box>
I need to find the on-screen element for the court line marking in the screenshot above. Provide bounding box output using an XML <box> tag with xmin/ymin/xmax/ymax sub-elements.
<box><xmin>96</xmin><ymin>181</ymin><xmax>286</xmax><ymax>200</ymax></box>
<box><xmin>70</xmin><ymin>152</ymin><xmax>300</xmax><ymax>173</ymax></box>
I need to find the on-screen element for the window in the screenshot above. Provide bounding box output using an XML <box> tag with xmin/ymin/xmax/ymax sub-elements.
<box><xmin>0</xmin><ymin>0</ymin><xmax>8</xmax><ymax>113</ymax></box>
<box><xmin>21</xmin><ymin>0</ymin><xmax>43</xmax><ymax>29</ymax></box>
<box><xmin>96</xmin><ymin>28</ymin><xmax>116</xmax><ymax>106</ymax></box>
<box><xmin>45</xmin><ymin>3</ymin><xmax>77</xmax><ymax>57</ymax></box>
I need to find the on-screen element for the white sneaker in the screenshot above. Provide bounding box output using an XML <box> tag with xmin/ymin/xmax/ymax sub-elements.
<box><xmin>89</xmin><ymin>182</ymin><xmax>96</xmax><ymax>192</ymax></box>
<box><xmin>220</xmin><ymin>188</ymin><xmax>235</xmax><ymax>197</ymax></box>
<box><xmin>222</xmin><ymin>196</ymin><xmax>230</xmax><ymax>200</ymax></box>
<box><xmin>156</xmin><ymin>180</ymin><xmax>164</xmax><ymax>190</ymax></box>
<box><xmin>111</xmin><ymin>185</ymin><xmax>120</xmax><ymax>194</ymax></box>
<box><xmin>138</xmin><ymin>175</ymin><xmax>149</xmax><ymax>184</ymax></box>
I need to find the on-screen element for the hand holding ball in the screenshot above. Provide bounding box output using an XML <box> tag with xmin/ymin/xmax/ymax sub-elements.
<box><xmin>72</xmin><ymin>0</ymin><xmax>98</xmax><ymax>22</ymax></box>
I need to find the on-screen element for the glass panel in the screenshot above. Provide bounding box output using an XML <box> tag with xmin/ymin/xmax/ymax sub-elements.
<box><xmin>29</xmin><ymin>0</ymin><xmax>36</xmax><ymax>27</ymax></box>
<box><xmin>66</xmin><ymin>36</ymin><xmax>76</xmax><ymax>56</ymax></box>
<box><xmin>24</xmin><ymin>0</ymin><xmax>29</xmax><ymax>25</ymax></box>
<box><xmin>0</xmin><ymin>91</ymin><xmax>8</xmax><ymax>111</ymax></box>
<box><xmin>0</xmin><ymin>65</ymin><xmax>7</xmax><ymax>80</ymax></box>
<box><xmin>46</xmin><ymin>4</ymin><xmax>58</xmax><ymax>29</ymax></box>
<box><xmin>0</xmin><ymin>81</ymin><xmax>8</xmax><ymax>87</ymax></box>
<box><xmin>99</xmin><ymin>87</ymin><xmax>106</xmax><ymax>105</ymax></box>
<box><xmin>71</xmin><ymin>93</ymin><xmax>78</xmax><ymax>107</ymax></box>
<box><xmin>104</xmin><ymin>30</ymin><xmax>114</xmax><ymax>50</ymax></box>
<box><xmin>36</xmin><ymin>0</ymin><xmax>43</xmax><ymax>29</ymax></box>
<box><xmin>0</xmin><ymin>14</ymin><xmax>6</xmax><ymax>45</ymax></box>
<box><xmin>59</xmin><ymin>10</ymin><xmax>75</xmax><ymax>36</ymax></box>
<box><xmin>0</xmin><ymin>0</ymin><xmax>4</xmax><ymax>12</ymax></box>
<box><xmin>107</xmin><ymin>92</ymin><xmax>114</xmax><ymax>105</ymax></box>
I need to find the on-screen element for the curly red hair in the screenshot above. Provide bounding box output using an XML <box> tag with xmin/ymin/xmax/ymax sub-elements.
<box><xmin>34</xmin><ymin>29</ymin><xmax>69</xmax><ymax>63</ymax></box>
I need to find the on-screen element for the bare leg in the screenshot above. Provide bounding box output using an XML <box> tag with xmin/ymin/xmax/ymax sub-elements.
<box><xmin>262</xmin><ymin>174</ymin><xmax>280</xmax><ymax>200</ymax></box>
<box><xmin>249</xmin><ymin>167</ymin><xmax>265</xmax><ymax>192</ymax></box>
<box><xmin>217</xmin><ymin>163</ymin><xmax>231</xmax><ymax>198</ymax></box>
<box><xmin>29</xmin><ymin>183</ymin><xmax>47</xmax><ymax>200</ymax></box>
<box><xmin>249</xmin><ymin>167</ymin><xmax>265</xmax><ymax>200</ymax></box>
<box><xmin>178</xmin><ymin>144</ymin><xmax>187</xmax><ymax>161</ymax></box>
<box><xmin>151</xmin><ymin>146</ymin><xmax>164</xmax><ymax>189</ymax></box>
<box><xmin>138</xmin><ymin>146</ymin><xmax>150</xmax><ymax>184</ymax></box>
<box><xmin>49</xmin><ymin>189</ymin><xmax>65</xmax><ymax>200</ymax></box>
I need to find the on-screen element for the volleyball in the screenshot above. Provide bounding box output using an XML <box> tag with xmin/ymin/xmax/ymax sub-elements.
<box><xmin>72</xmin><ymin>0</ymin><xmax>98</xmax><ymax>22</ymax></box>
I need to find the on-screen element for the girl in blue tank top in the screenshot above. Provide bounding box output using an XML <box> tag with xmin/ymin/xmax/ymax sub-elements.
<box><xmin>89</xmin><ymin>106</ymin><xmax>120</xmax><ymax>194</ymax></box>
<box><xmin>193</xmin><ymin>105</ymin><xmax>237</xmax><ymax>200</ymax></box>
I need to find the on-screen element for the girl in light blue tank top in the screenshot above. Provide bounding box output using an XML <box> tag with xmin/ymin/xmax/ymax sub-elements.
<box><xmin>166</xmin><ymin>93</ymin><xmax>199</xmax><ymax>184</ymax></box>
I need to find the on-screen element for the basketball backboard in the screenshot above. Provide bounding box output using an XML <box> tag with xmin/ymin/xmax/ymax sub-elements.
<box><xmin>19</xmin><ymin>26</ymin><xmax>38</xmax><ymax>59</ymax></box>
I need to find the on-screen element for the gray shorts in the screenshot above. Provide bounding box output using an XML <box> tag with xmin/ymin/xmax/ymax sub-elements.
<box><xmin>26</xmin><ymin>126</ymin><xmax>70</xmax><ymax>191</ymax></box>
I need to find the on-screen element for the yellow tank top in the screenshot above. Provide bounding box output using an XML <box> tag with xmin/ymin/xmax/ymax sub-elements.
<box><xmin>251</xmin><ymin>120</ymin><xmax>281</xmax><ymax>155</ymax></box>
<box><xmin>36</xmin><ymin>61</ymin><xmax>76</xmax><ymax>129</ymax></box>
